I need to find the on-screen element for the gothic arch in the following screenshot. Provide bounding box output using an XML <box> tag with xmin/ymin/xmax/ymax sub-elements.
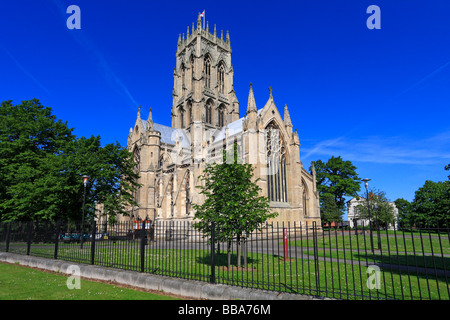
<box><xmin>204</xmin><ymin>54</ymin><xmax>212</xmax><ymax>89</ymax></box>
<box><xmin>185</xmin><ymin>100</ymin><xmax>192</xmax><ymax>126</ymax></box>
<box><xmin>180</xmin><ymin>63</ymin><xmax>186</xmax><ymax>89</ymax></box>
<box><xmin>189</xmin><ymin>54</ymin><xmax>195</xmax><ymax>90</ymax></box>
<box><xmin>265</xmin><ymin>121</ymin><xmax>288</xmax><ymax>202</ymax></box>
<box><xmin>301</xmin><ymin>178</ymin><xmax>310</xmax><ymax>218</ymax></box>
<box><xmin>205</xmin><ymin>98</ymin><xmax>214</xmax><ymax>125</ymax></box>
<box><xmin>217</xmin><ymin>103</ymin><xmax>226</xmax><ymax>127</ymax></box>
<box><xmin>217</xmin><ymin>60</ymin><xmax>226</xmax><ymax>94</ymax></box>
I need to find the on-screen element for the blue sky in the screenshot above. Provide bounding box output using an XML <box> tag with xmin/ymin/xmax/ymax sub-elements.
<box><xmin>1</xmin><ymin>1</ymin><xmax>450</xmax><ymax>209</ymax></box>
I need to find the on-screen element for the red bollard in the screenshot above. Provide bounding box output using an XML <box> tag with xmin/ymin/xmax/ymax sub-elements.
<box><xmin>283</xmin><ymin>228</ymin><xmax>289</xmax><ymax>261</ymax></box>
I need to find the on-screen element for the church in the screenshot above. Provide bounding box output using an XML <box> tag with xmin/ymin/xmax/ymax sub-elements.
<box><xmin>122</xmin><ymin>14</ymin><xmax>321</xmax><ymax>227</ymax></box>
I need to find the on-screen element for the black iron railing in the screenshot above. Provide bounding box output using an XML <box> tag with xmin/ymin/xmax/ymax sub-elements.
<box><xmin>0</xmin><ymin>220</ymin><xmax>449</xmax><ymax>300</ymax></box>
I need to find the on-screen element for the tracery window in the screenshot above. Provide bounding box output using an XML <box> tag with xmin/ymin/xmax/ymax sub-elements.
<box><xmin>266</xmin><ymin>123</ymin><xmax>287</xmax><ymax>202</ymax></box>
<box><xmin>181</xmin><ymin>63</ymin><xmax>186</xmax><ymax>89</ymax></box>
<box><xmin>180</xmin><ymin>108</ymin><xmax>185</xmax><ymax>128</ymax></box>
<box><xmin>218</xmin><ymin>62</ymin><xmax>225</xmax><ymax>93</ymax></box>
<box><xmin>186</xmin><ymin>101</ymin><xmax>192</xmax><ymax>126</ymax></box>
<box><xmin>303</xmin><ymin>185</ymin><xmax>308</xmax><ymax>217</ymax></box>
<box><xmin>218</xmin><ymin>105</ymin><xmax>224</xmax><ymax>127</ymax></box>
<box><xmin>190</xmin><ymin>55</ymin><xmax>195</xmax><ymax>91</ymax></box>
<box><xmin>205</xmin><ymin>100</ymin><xmax>212</xmax><ymax>124</ymax></box>
<box><xmin>204</xmin><ymin>55</ymin><xmax>211</xmax><ymax>88</ymax></box>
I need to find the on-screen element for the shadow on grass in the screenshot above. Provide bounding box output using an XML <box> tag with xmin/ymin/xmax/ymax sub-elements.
<box><xmin>196</xmin><ymin>251</ymin><xmax>259</xmax><ymax>268</ymax></box>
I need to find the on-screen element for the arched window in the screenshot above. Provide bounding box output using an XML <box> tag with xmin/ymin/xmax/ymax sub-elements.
<box><xmin>218</xmin><ymin>62</ymin><xmax>225</xmax><ymax>93</ymax></box>
<box><xmin>180</xmin><ymin>108</ymin><xmax>185</xmax><ymax>128</ymax></box>
<box><xmin>302</xmin><ymin>183</ymin><xmax>308</xmax><ymax>217</ymax></box>
<box><xmin>181</xmin><ymin>63</ymin><xmax>186</xmax><ymax>89</ymax></box>
<box><xmin>186</xmin><ymin>101</ymin><xmax>192</xmax><ymax>127</ymax></box>
<box><xmin>190</xmin><ymin>55</ymin><xmax>195</xmax><ymax>91</ymax></box>
<box><xmin>204</xmin><ymin>55</ymin><xmax>211</xmax><ymax>88</ymax></box>
<box><xmin>266</xmin><ymin>123</ymin><xmax>287</xmax><ymax>202</ymax></box>
<box><xmin>218</xmin><ymin>105</ymin><xmax>225</xmax><ymax>127</ymax></box>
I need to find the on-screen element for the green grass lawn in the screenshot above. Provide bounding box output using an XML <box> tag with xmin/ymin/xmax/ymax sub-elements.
<box><xmin>4</xmin><ymin>231</ymin><xmax>449</xmax><ymax>300</ymax></box>
<box><xmin>0</xmin><ymin>262</ymin><xmax>181</xmax><ymax>300</ymax></box>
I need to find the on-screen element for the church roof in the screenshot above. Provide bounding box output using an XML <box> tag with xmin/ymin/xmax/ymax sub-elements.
<box><xmin>213</xmin><ymin>108</ymin><xmax>263</xmax><ymax>141</ymax></box>
<box><xmin>141</xmin><ymin>119</ymin><xmax>191</xmax><ymax>148</ymax></box>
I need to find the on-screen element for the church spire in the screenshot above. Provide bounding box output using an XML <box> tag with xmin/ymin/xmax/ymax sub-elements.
<box><xmin>247</xmin><ymin>83</ymin><xmax>257</xmax><ymax>114</ymax></box>
<box><xmin>284</xmin><ymin>104</ymin><xmax>293</xmax><ymax>131</ymax></box>
<box><xmin>146</xmin><ymin>107</ymin><xmax>154</xmax><ymax>131</ymax></box>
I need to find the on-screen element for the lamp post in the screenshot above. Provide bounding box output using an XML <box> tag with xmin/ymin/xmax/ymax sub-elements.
<box><xmin>362</xmin><ymin>178</ymin><xmax>374</xmax><ymax>253</ymax></box>
<box><xmin>81</xmin><ymin>175</ymin><xmax>89</xmax><ymax>249</ymax></box>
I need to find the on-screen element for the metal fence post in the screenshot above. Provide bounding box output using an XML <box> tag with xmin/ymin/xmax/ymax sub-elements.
<box><xmin>54</xmin><ymin>221</ymin><xmax>61</xmax><ymax>260</ymax></box>
<box><xmin>210</xmin><ymin>221</ymin><xmax>216</xmax><ymax>284</ymax></box>
<box><xmin>312</xmin><ymin>221</ymin><xmax>320</xmax><ymax>296</ymax></box>
<box><xmin>26</xmin><ymin>221</ymin><xmax>33</xmax><ymax>255</ymax></box>
<box><xmin>140</xmin><ymin>220</ymin><xmax>146</xmax><ymax>273</ymax></box>
<box><xmin>91</xmin><ymin>221</ymin><xmax>96</xmax><ymax>265</ymax></box>
<box><xmin>5</xmin><ymin>222</ymin><xmax>11</xmax><ymax>252</ymax></box>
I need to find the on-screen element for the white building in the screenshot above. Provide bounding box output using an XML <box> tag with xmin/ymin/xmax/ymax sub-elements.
<box><xmin>347</xmin><ymin>197</ymin><xmax>399</xmax><ymax>230</ymax></box>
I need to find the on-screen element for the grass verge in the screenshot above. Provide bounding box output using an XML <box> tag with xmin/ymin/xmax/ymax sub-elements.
<box><xmin>0</xmin><ymin>262</ymin><xmax>182</xmax><ymax>300</ymax></box>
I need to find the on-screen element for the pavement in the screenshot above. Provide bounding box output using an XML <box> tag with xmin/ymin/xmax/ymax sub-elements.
<box><xmin>0</xmin><ymin>252</ymin><xmax>320</xmax><ymax>300</ymax></box>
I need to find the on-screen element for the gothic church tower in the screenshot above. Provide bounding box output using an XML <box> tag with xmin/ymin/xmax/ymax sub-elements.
<box><xmin>172</xmin><ymin>13</ymin><xmax>239</xmax><ymax>131</ymax></box>
<box><xmin>106</xmin><ymin>13</ymin><xmax>321</xmax><ymax>228</ymax></box>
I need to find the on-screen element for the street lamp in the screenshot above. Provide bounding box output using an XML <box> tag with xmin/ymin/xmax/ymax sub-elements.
<box><xmin>81</xmin><ymin>175</ymin><xmax>89</xmax><ymax>249</ymax></box>
<box><xmin>361</xmin><ymin>178</ymin><xmax>375</xmax><ymax>253</ymax></box>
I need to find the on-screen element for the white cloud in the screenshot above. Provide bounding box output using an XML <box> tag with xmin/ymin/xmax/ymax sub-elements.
<box><xmin>302</xmin><ymin>131</ymin><xmax>450</xmax><ymax>166</ymax></box>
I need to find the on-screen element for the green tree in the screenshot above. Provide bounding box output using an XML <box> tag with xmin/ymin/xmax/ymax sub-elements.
<box><xmin>192</xmin><ymin>145</ymin><xmax>278</xmax><ymax>268</ymax></box>
<box><xmin>60</xmin><ymin>135</ymin><xmax>140</xmax><ymax>222</ymax></box>
<box><xmin>0</xmin><ymin>99</ymin><xmax>140</xmax><ymax>222</ymax></box>
<box><xmin>411</xmin><ymin>180</ymin><xmax>450</xmax><ymax>228</ymax></box>
<box><xmin>313</xmin><ymin>156</ymin><xmax>361</xmax><ymax>222</ymax></box>
<box><xmin>0</xmin><ymin>99</ymin><xmax>74</xmax><ymax>221</ymax></box>
<box><xmin>355</xmin><ymin>189</ymin><xmax>396</xmax><ymax>230</ymax></box>
<box><xmin>319</xmin><ymin>193</ymin><xmax>342</xmax><ymax>226</ymax></box>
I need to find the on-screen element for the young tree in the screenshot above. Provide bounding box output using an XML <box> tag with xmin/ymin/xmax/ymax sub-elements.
<box><xmin>192</xmin><ymin>144</ymin><xmax>278</xmax><ymax>268</ymax></box>
<box><xmin>313</xmin><ymin>156</ymin><xmax>361</xmax><ymax>221</ymax></box>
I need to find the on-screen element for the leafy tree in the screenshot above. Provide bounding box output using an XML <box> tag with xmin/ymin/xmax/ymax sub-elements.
<box><xmin>355</xmin><ymin>189</ymin><xmax>396</xmax><ymax>230</ymax></box>
<box><xmin>446</xmin><ymin>163</ymin><xmax>450</xmax><ymax>180</ymax></box>
<box><xmin>411</xmin><ymin>180</ymin><xmax>450</xmax><ymax>228</ymax></box>
<box><xmin>312</xmin><ymin>156</ymin><xmax>361</xmax><ymax>221</ymax></box>
<box><xmin>0</xmin><ymin>99</ymin><xmax>74</xmax><ymax>221</ymax></box>
<box><xmin>0</xmin><ymin>99</ymin><xmax>140</xmax><ymax>222</ymax></box>
<box><xmin>319</xmin><ymin>193</ymin><xmax>342</xmax><ymax>226</ymax></box>
<box><xmin>192</xmin><ymin>144</ymin><xmax>278</xmax><ymax>268</ymax></box>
